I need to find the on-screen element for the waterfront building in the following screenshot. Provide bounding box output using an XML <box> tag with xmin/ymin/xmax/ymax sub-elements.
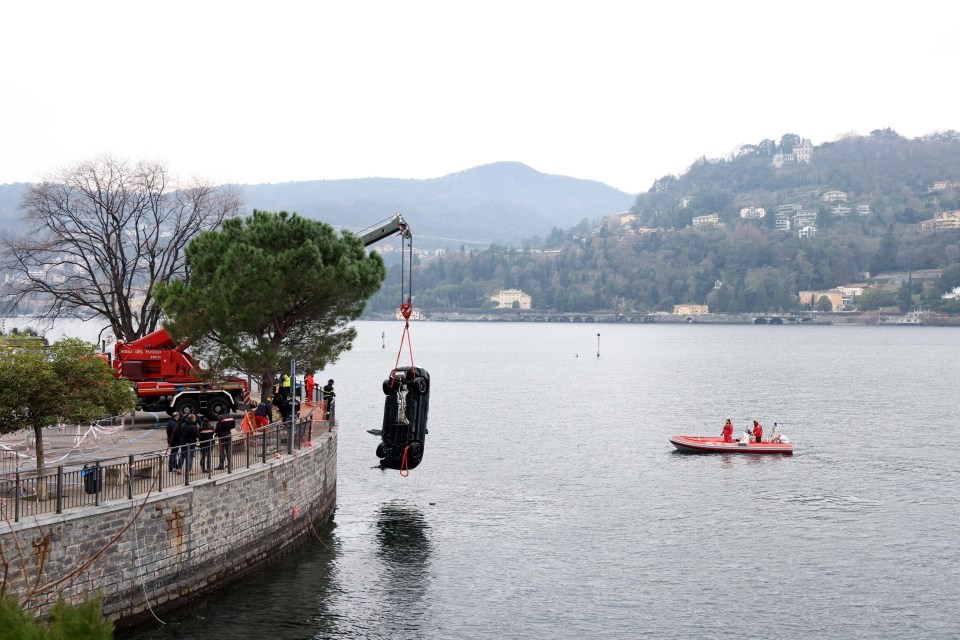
<box><xmin>673</xmin><ymin>304</ymin><xmax>709</xmax><ymax>315</ymax></box>
<box><xmin>490</xmin><ymin>289</ymin><xmax>532</xmax><ymax>310</ymax></box>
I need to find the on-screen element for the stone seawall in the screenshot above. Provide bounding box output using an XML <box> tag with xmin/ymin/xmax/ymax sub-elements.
<box><xmin>0</xmin><ymin>429</ymin><xmax>337</xmax><ymax>628</ymax></box>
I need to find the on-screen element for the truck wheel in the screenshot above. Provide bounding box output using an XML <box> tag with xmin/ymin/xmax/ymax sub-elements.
<box><xmin>206</xmin><ymin>397</ymin><xmax>232</xmax><ymax>420</ymax></box>
<box><xmin>173</xmin><ymin>398</ymin><xmax>200</xmax><ymax>416</ymax></box>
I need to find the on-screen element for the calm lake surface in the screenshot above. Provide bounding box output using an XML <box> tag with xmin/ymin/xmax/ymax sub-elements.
<box><xmin>17</xmin><ymin>319</ymin><xmax>959</xmax><ymax>639</ymax></box>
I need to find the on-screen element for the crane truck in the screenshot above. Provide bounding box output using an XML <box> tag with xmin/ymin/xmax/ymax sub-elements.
<box><xmin>110</xmin><ymin>330</ymin><xmax>248</xmax><ymax>420</ymax></box>
<box><xmin>105</xmin><ymin>214</ymin><xmax>414</xmax><ymax>422</ymax></box>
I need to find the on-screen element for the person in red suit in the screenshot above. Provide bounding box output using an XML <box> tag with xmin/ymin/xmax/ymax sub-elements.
<box><xmin>753</xmin><ymin>420</ymin><xmax>763</xmax><ymax>443</ymax></box>
<box><xmin>722</xmin><ymin>419</ymin><xmax>734</xmax><ymax>442</ymax></box>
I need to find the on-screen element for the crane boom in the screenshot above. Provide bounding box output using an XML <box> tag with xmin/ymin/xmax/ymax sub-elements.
<box><xmin>359</xmin><ymin>214</ymin><xmax>412</xmax><ymax>247</ymax></box>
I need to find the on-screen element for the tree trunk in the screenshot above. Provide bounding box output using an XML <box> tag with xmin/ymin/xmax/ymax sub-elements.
<box><xmin>33</xmin><ymin>424</ymin><xmax>47</xmax><ymax>501</ymax></box>
<box><xmin>260</xmin><ymin>372</ymin><xmax>274</xmax><ymax>402</ymax></box>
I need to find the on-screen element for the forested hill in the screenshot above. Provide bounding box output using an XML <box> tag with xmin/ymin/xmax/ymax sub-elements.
<box><xmin>632</xmin><ymin>130</ymin><xmax>960</xmax><ymax>229</ymax></box>
<box><xmin>0</xmin><ymin>163</ymin><xmax>635</xmax><ymax>245</ymax></box>
<box><xmin>367</xmin><ymin>130</ymin><xmax>960</xmax><ymax>317</ymax></box>
<box><xmin>239</xmin><ymin>162</ymin><xmax>633</xmax><ymax>246</ymax></box>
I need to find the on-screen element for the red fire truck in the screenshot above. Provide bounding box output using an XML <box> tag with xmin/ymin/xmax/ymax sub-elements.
<box><xmin>111</xmin><ymin>329</ymin><xmax>248</xmax><ymax>419</ymax></box>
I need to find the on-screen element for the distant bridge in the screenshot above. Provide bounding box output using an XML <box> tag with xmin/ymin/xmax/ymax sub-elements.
<box><xmin>751</xmin><ymin>315</ymin><xmax>816</xmax><ymax>325</ymax></box>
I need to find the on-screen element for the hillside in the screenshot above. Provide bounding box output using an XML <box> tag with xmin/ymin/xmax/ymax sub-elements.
<box><xmin>370</xmin><ymin>131</ymin><xmax>960</xmax><ymax>317</ymax></box>
<box><xmin>632</xmin><ymin>130</ymin><xmax>960</xmax><ymax>229</ymax></box>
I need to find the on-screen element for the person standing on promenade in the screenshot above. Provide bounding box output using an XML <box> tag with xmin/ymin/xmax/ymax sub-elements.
<box><xmin>322</xmin><ymin>379</ymin><xmax>335</xmax><ymax>422</ymax></box>
<box><xmin>167</xmin><ymin>412</ymin><xmax>182</xmax><ymax>471</ymax></box>
<box><xmin>180</xmin><ymin>413</ymin><xmax>201</xmax><ymax>472</ymax></box>
<box><xmin>214</xmin><ymin>416</ymin><xmax>234</xmax><ymax>470</ymax></box>
<box><xmin>305</xmin><ymin>373</ymin><xmax>314</xmax><ymax>403</ymax></box>
<box><xmin>198</xmin><ymin>413</ymin><xmax>215</xmax><ymax>472</ymax></box>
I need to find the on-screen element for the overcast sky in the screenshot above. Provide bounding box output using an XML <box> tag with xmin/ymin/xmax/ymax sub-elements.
<box><xmin>0</xmin><ymin>1</ymin><xmax>955</xmax><ymax>194</ymax></box>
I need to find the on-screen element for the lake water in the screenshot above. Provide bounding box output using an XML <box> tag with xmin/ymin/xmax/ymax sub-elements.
<box><xmin>15</xmin><ymin>318</ymin><xmax>959</xmax><ymax>639</ymax></box>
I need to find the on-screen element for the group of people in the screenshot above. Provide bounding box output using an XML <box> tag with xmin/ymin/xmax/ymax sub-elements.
<box><xmin>275</xmin><ymin>373</ymin><xmax>335</xmax><ymax>408</ymax></box>
<box><xmin>721</xmin><ymin>419</ymin><xmax>766</xmax><ymax>443</ymax></box>
<box><xmin>166</xmin><ymin>410</ymin><xmax>234</xmax><ymax>473</ymax></box>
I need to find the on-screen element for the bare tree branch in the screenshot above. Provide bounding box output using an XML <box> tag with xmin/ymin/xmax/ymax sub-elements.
<box><xmin>1</xmin><ymin>155</ymin><xmax>242</xmax><ymax>341</ymax></box>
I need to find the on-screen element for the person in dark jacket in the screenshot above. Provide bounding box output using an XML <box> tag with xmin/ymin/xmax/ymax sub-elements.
<box><xmin>197</xmin><ymin>414</ymin><xmax>215</xmax><ymax>472</ymax></box>
<box><xmin>180</xmin><ymin>413</ymin><xmax>201</xmax><ymax>472</ymax></box>
<box><xmin>166</xmin><ymin>412</ymin><xmax>182</xmax><ymax>471</ymax></box>
<box><xmin>254</xmin><ymin>399</ymin><xmax>273</xmax><ymax>428</ymax></box>
<box><xmin>273</xmin><ymin>394</ymin><xmax>294</xmax><ymax>426</ymax></box>
<box><xmin>322</xmin><ymin>379</ymin><xmax>335</xmax><ymax>422</ymax></box>
<box><xmin>214</xmin><ymin>417</ymin><xmax>235</xmax><ymax>470</ymax></box>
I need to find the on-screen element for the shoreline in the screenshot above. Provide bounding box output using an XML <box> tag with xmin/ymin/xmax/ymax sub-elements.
<box><xmin>364</xmin><ymin>310</ymin><xmax>960</xmax><ymax>326</ymax></box>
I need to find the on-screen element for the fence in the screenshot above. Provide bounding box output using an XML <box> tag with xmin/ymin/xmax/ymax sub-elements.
<box><xmin>0</xmin><ymin>415</ymin><xmax>320</xmax><ymax>523</ymax></box>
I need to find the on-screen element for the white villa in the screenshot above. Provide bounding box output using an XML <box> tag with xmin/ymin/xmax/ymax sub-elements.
<box><xmin>490</xmin><ymin>289</ymin><xmax>532</xmax><ymax>309</ymax></box>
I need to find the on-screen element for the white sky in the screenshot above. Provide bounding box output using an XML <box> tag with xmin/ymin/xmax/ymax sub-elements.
<box><xmin>0</xmin><ymin>1</ymin><xmax>955</xmax><ymax>194</ymax></box>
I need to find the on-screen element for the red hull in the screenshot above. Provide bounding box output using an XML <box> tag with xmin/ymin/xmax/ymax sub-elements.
<box><xmin>669</xmin><ymin>435</ymin><xmax>793</xmax><ymax>455</ymax></box>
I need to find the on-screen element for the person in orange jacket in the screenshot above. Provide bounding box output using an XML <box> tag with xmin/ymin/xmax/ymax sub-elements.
<box><xmin>753</xmin><ymin>420</ymin><xmax>763</xmax><ymax>443</ymax></box>
<box><xmin>305</xmin><ymin>373</ymin><xmax>314</xmax><ymax>402</ymax></box>
<box><xmin>722</xmin><ymin>419</ymin><xmax>734</xmax><ymax>443</ymax></box>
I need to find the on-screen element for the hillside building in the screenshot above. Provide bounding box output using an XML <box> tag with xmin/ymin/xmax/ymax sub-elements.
<box><xmin>604</xmin><ymin>211</ymin><xmax>637</xmax><ymax>229</ymax></box>
<box><xmin>920</xmin><ymin>210</ymin><xmax>960</xmax><ymax>232</ymax></box>
<box><xmin>772</xmin><ymin>138</ymin><xmax>813</xmax><ymax>168</ymax></box>
<box><xmin>821</xmin><ymin>190</ymin><xmax>849</xmax><ymax>202</ymax></box>
<box><xmin>794</xmin><ymin>210</ymin><xmax>818</xmax><ymax>227</ymax></box>
<box><xmin>739</xmin><ymin>206</ymin><xmax>766</xmax><ymax>219</ymax></box>
<box><xmin>692</xmin><ymin>213</ymin><xmax>722</xmax><ymax>228</ymax></box>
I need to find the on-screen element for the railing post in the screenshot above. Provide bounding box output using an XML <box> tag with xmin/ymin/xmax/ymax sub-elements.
<box><xmin>14</xmin><ymin>470</ymin><xmax>21</xmax><ymax>522</ymax></box>
<box><xmin>127</xmin><ymin>455</ymin><xmax>135</xmax><ymax>500</ymax></box>
<box><xmin>287</xmin><ymin>420</ymin><xmax>294</xmax><ymax>454</ymax></box>
<box><xmin>227</xmin><ymin>438</ymin><xmax>233</xmax><ymax>474</ymax></box>
<box><xmin>158</xmin><ymin>454</ymin><xmax>164</xmax><ymax>492</ymax></box>
<box><xmin>261</xmin><ymin>427</ymin><xmax>267</xmax><ymax>464</ymax></box>
<box><xmin>94</xmin><ymin>461</ymin><xmax>101</xmax><ymax>506</ymax></box>
<box><xmin>56</xmin><ymin>466</ymin><xmax>63</xmax><ymax>514</ymax></box>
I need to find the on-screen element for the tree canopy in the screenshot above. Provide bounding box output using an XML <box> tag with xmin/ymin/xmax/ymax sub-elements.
<box><xmin>155</xmin><ymin>210</ymin><xmax>387</xmax><ymax>398</ymax></box>
<box><xmin>1</xmin><ymin>155</ymin><xmax>242</xmax><ymax>342</ymax></box>
<box><xmin>0</xmin><ymin>338</ymin><xmax>136</xmax><ymax>480</ymax></box>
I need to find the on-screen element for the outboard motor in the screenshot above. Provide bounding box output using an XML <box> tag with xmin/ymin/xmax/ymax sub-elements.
<box><xmin>771</xmin><ymin>423</ymin><xmax>789</xmax><ymax>444</ymax></box>
<box><xmin>377</xmin><ymin>366</ymin><xmax>430</xmax><ymax>470</ymax></box>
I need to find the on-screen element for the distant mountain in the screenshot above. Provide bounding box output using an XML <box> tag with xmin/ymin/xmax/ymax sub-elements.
<box><xmin>237</xmin><ymin>162</ymin><xmax>634</xmax><ymax>246</ymax></box>
<box><xmin>0</xmin><ymin>163</ymin><xmax>634</xmax><ymax>247</ymax></box>
<box><xmin>0</xmin><ymin>183</ymin><xmax>27</xmax><ymax>232</ymax></box>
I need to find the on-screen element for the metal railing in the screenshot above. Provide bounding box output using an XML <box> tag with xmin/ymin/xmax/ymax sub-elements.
<box><xmin>0</xmin><ymin>415</ymin><xmax>322</xmax><ymax>523</ymax></box>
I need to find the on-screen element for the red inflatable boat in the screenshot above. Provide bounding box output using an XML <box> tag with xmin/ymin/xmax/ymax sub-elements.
<box><xmin>669</xmin><ymin>435</ymin><xmax>793</xmax><ymax>455</ymax></box>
